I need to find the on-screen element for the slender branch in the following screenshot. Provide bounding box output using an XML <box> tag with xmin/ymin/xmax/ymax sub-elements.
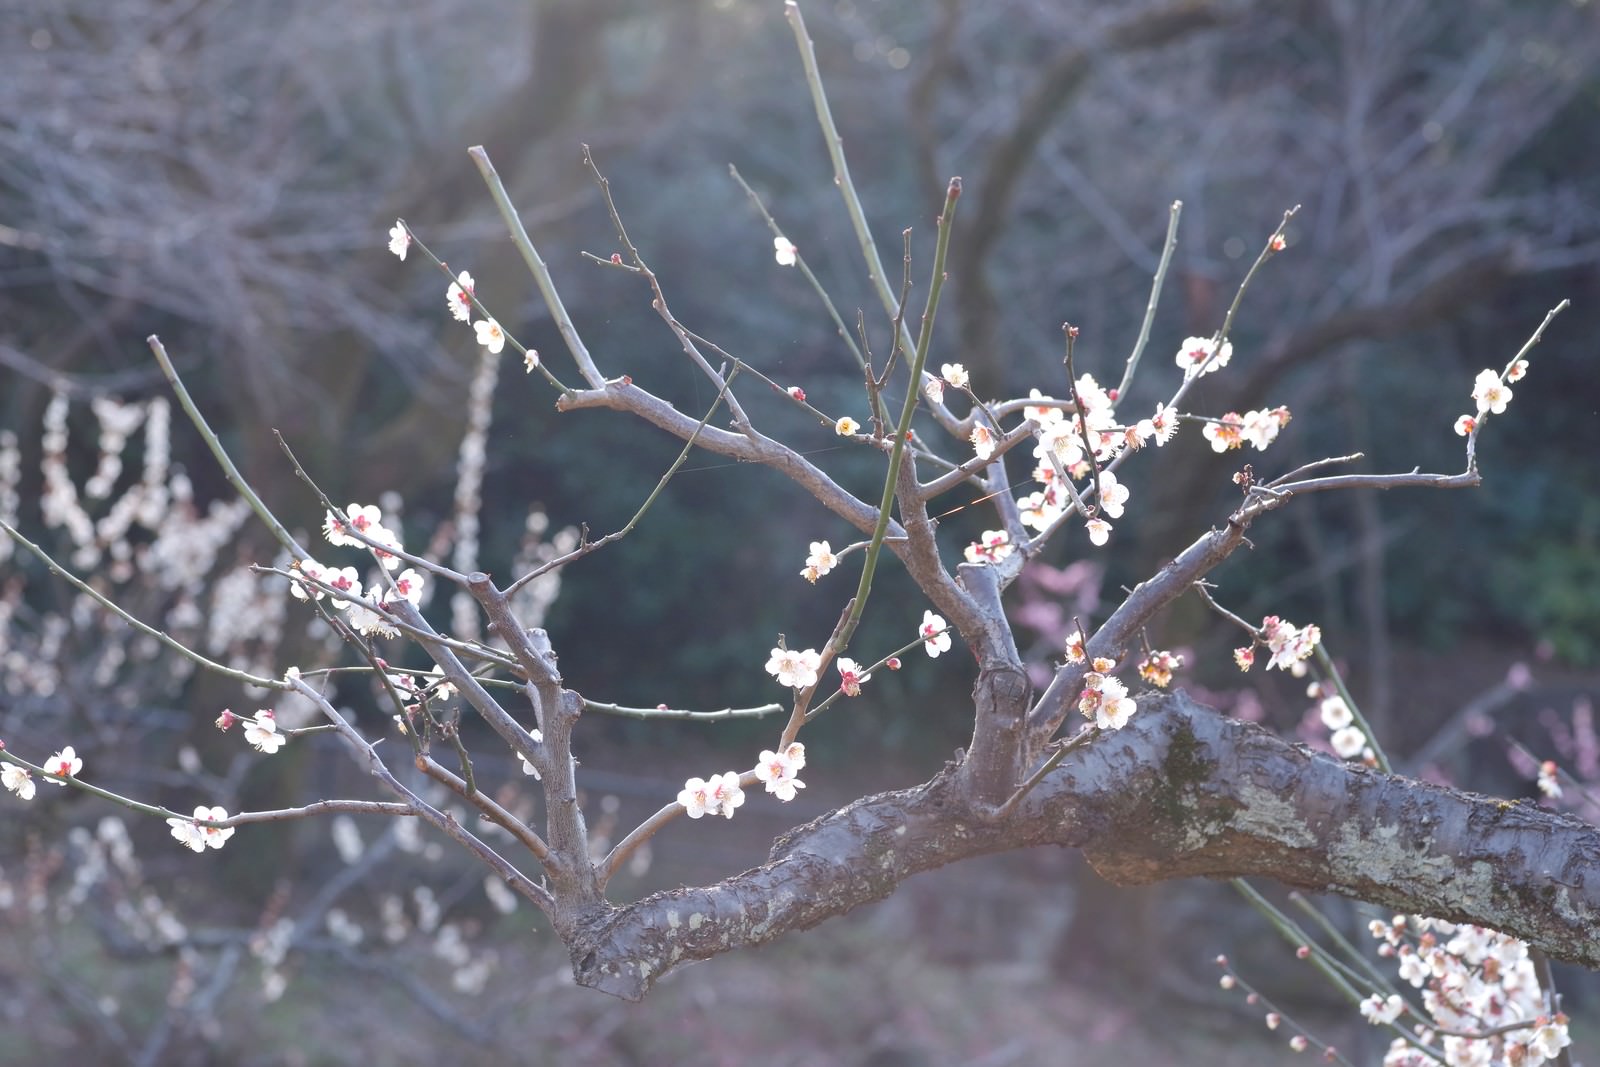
<box><xmin>783</xmin><ymin>1</ymin><xmax>963</xmax><ymax>438</ymax></box>
<box><xmin>147</xmin><ymin>336</ymin><xmax>305</xmax><ymax>561</ymax></box>
<box><xmin>583</xmin><ymin>145</ymin><xmax>752</xmax><ymax>432</ymax></box>
<box><xmin>1114</xmin><ymin>199</ymin><xmax>1182</xmax><ymax>401</ymax></box>
<box><xmin>599</xmin><ymin>770</ymin><xmax>761</xmax><ymax>888</ymax></box>
<box><xmin>839</xmin><ymin>178</ymin><xmax>963</xmax><ymax>647</ymax></box>
<box><xmin>582</xmin><ymin>699</ymin><xmax>785</xmax><ymax>721</ymax></box>
<box><xmin>468</xmin><ymin>146</ymin><xmax>599</xmax><ymax>389</ymax></box>
<box><xmin>418</xmin><ymin>754</ymin><xmax>553</xmax><ymax>865</ymax></box>
<box><xmin>289</xmin><ymin>676</ymin><xmax>555</xmax><ymax>911</ymax></box>
<box><xmin>727</xmin><ymin>163</ymin><xmax>870</xmax><ymax>375</ymax></box>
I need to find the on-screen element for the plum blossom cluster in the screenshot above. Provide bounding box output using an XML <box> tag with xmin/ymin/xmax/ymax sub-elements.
<box><xmin>1308</xmin><ymin>682</ymin><xmax>1369</xmax><ymax>761</ymax></box>
<box><xmin>1235</xmin><ymin>615</ymin><xmax>1321</xmax><ymax>675</ymax></box>
<box><xmin>754</xmin><ymin>742</ymin><xmax>807</xmax><ymax>801</ymax></box>
<box><xmin>1368</xmin><ymin>916</ymin><xmax>1572</xmax><ymax>1066</ymax></box>
<box><xmin>289</xmin><ymin>503</ymin><xmax>427</xmax><ymax>639</ymax></box>
<box><xmin>1014</xmin><ymin>375</ymin><xmax>1155</xmax><ymax>546</ymax></box>
<box><xmin>677</xmin><ymin>772</ymin><xmax>745</xmax><ymax>819</ymax></box>
<box><xmin>214</xmin><ymin>708</ymin><xmax>287</xmax><ymax>755</ymax></box>
<box><xmin>167</xmin><ymin>805</ymin><xmax>235</xmax><ymax>852</ymax></box>
<box><xmin>963</xmin><ymin>529</ymin><xmax>1013</xmax><ymax>565</ymax></box>
<box><xmin>0</xmin><ymin>740</ymin><xmax>74</xmax><ymax>801</ymax></box>
<box><xmin>1455</xmin><ymin>359</ymin><xmax>1527</xmax><ymax>435</ymax></box>
<box><xmin>1078</xmin><ymin>659</ymin><xmax>1136</xmax><ymax>730</ymax></box>
<box><xmin>923</xmin><ymin>361</ymin><xmax>968</xmax><ymax>404</ymax></box>
<box><xmin>1137</xmin><ymin>649</ymin><xmax>1183</xmax><ymax>688</ymax></box>
<box><xmin>1200</xmin><ymin>406</ymin><xmax>1292</xmax><ymax>453</ymax></box>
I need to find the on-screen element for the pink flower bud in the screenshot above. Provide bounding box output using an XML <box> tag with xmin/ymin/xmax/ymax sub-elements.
<box><xmin>216</xmin><ymin>710</ymin><xmax>237</xmax><ymax>731</ymax></box>
<box><xmin>886</xmin><ymin>657</ymin><xmax>902</xmax><ymax>670</ymax></box>
<box><xmin>610</xmin><ymin>253</ymin><xmax>623</xmax><ymax>264</ymax></box>
<box><xmin>788</xmin><ymin>386</ymin><xmax>806</xmax><ymax>402</ymax></box>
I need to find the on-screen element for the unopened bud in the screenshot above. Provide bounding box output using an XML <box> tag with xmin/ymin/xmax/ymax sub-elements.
<box><xmin>215</xmin><ymin>710</ymin><xmax>237</xmax><ymax>731</ymax></box>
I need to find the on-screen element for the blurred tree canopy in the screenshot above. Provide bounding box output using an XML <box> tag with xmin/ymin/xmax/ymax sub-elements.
<box><xmin>3</xmin><ymin>0</ymin><xmax>1599</xmax><ymax>742</ymax></box>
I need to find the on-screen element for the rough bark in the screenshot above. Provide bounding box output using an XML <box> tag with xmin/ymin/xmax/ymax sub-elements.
<box><xmin>569</xmin><ymin>690</ymin><xmax>1600</xmax><ymax>1001</ymax></box>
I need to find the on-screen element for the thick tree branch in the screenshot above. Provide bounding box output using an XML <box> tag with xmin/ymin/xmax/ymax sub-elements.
<box><xmin>571</xmin><ymin>691</ymin><xmax>1600</xmax><ymax>1001</ymax></box>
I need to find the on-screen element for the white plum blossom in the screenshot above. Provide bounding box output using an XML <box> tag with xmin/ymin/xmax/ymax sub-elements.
<box><xmin>941</xmin><ymin>363</ymin><xmax>969</xmax><ymax>389</ymax></box>
<box><xmin>1203</xmin><ymin>413</ymin><xmax>1245</xmax><ymax>452</ymax></box>
<box><xmin>1319</xmin><ymin>695</ymin><xmax>1353</xmax><ymax>731</ymax></box>
<box><xmin>196</xmin><ymin>806</ymin><xmax>235</xmax><ymax>848</ymax></box>
<box><xmin>1080</xmin><ymin>672</ymin><xmax>1136</xmax><ymax>730</ymax></box>
<box><xmin>1096</xmin><ymin>471</ymin><xmax>1129</xmax><ymax>519</ymax></box>
<box><xmin>474</xmin><ymin>318</ymin><xmax>506</xmax><ymax>354</ymax></box>
<box><xmin>1261</xmin><ymin>616</ymin><xmax>1320</xmax><ymax>672</ymax></box>
<box><xmin>290</xmin><ymin>559</ymin><xmax>329</xmax><ymax>601</ymax></box>
<box><xmin>1359</xmin><ymin>994</ymin><xmax>1405</xmax><ymax>1025</ymax></box>
<box><xmin>385</xmin><ymin>568</ymin><xmax>426</xmax><ymax>609</ymax></box>
<box><xmin>2</xmin><ymin>764</ymin><xmax>35</xmax><ymax>800</ymax></box>
<box><xmin>324</xmin><ymin>502</ymin><xmax>382</xmax><ymax>547</ymax></box>
<box><xmin>346</xmin><ymin>600</ymin><xmax>400</xmax><ymax>639</ymax></box>
<box><xmin>324</xmin><ymin>566</ymin><xmax>362</xmax><ymax>608</ymax></box>
<box><xmin>836</xmin><ymin>658</ymin><xmax>871</xmax><ymax>697</ymax></box>
<box><xmin>1086</xmin><ymin>517</ymin><xmax>1113</xmax><ymax>546</ymax></box>
<box><xmin>706</xmin><ymin>772</ymin><xmax>745</xmax><ymax>817</ymax></box>
<box><xmin>766</xmin><ymin>646</ymin><xmax>822</xmax><ymax>689</ymax></box>
<box><xmin>1331</xmin><ymin>726</ymin><xmax>1367</xmax><ymax>759</ymax></box>
<box><xmin>802</xmin><ymin>541</ymin><xmax>838</xmax><ymax>583</ymax></box>
<box><xmin>1241</xmin><ymin>406</ymin><xmax>1291</xmax><ymax>451</ymax></box>
<box><xmin>1471</xmin><ymin>368</ymin><xmax>1511</xmax><ymax>415</ymax></box>
<box><xmin>1454</xmin><ymin>414</ymin><xmax>1477</xmax><ymax>436</ymax></box>
<box><xmin>773</xmin><ymin>236</ymin><xmax>798</xmax><ymax>266</ymax></box>
<box><xmin>447</xmin><ymin>271</ymin><xmax>475</xmax><ymax>322</ymax></box>
<box><xmin>834</xmin><ymin>416</ymin><xmax>859</xmax><ymax>436</ymax></box>
<box><xmin>1530</xmin><ymin>1017</ymin><xmax>1573</xmax><ymax>1059</ymax></box>
<box><xmin>1136</xmin><ymin>404</ymin><xmax>1180</xmax><ymax>446</ymax></box>
<box><xmin>924</xmin><ymin>377</ymin><xmax>945</xmax><ymax>404</ymax></box>
<box><xmin>970</xmin><ymin>424</ymin><xmax>996</xmax><ymax>460</ymax></box>
<box><xmin>170</xmin><ymin>806</ymin><xmax>234</xmax><ymax>851</ymax></box>
<box><xmin>963</xmin><ymin>529</ymin><xmax>1013</xmax><ymax>565</ymax></box>
<box><xmin>387</xmin><ymin>221</ymin><xmax>410</xmax><ymax>259</ymax></box>
<box><xmin>168</xmin><ymin>816</ymin><xmax>206</xmax><ymax>852</ymax></box>
<box><xmin>45</xmin><ymin>746</ymin><xmax>82</xmax><ymax>783</ymax></box>
<box><xmin>244</xmin><ymin>710</ymin><xmax>285</xmax><ymax>754</ymax></box>
<box><xmin>671</xmin><ymin>771</ymin><xmax>748</xmax><ymax>821</ymax></box>
<box><xmin>754</xmin><ymin>744</ymin><xmax>806</xmax><ymax>801</ymax></box>
<box><xmin>920</xmin><ymin>611</ymin><xmax>951</xmax><ymax>658</ymax></box>
<box><xmin>1176</xmin><ymin>335</ymin><xmax>1232</xmax><ymax>378</ymax></box>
